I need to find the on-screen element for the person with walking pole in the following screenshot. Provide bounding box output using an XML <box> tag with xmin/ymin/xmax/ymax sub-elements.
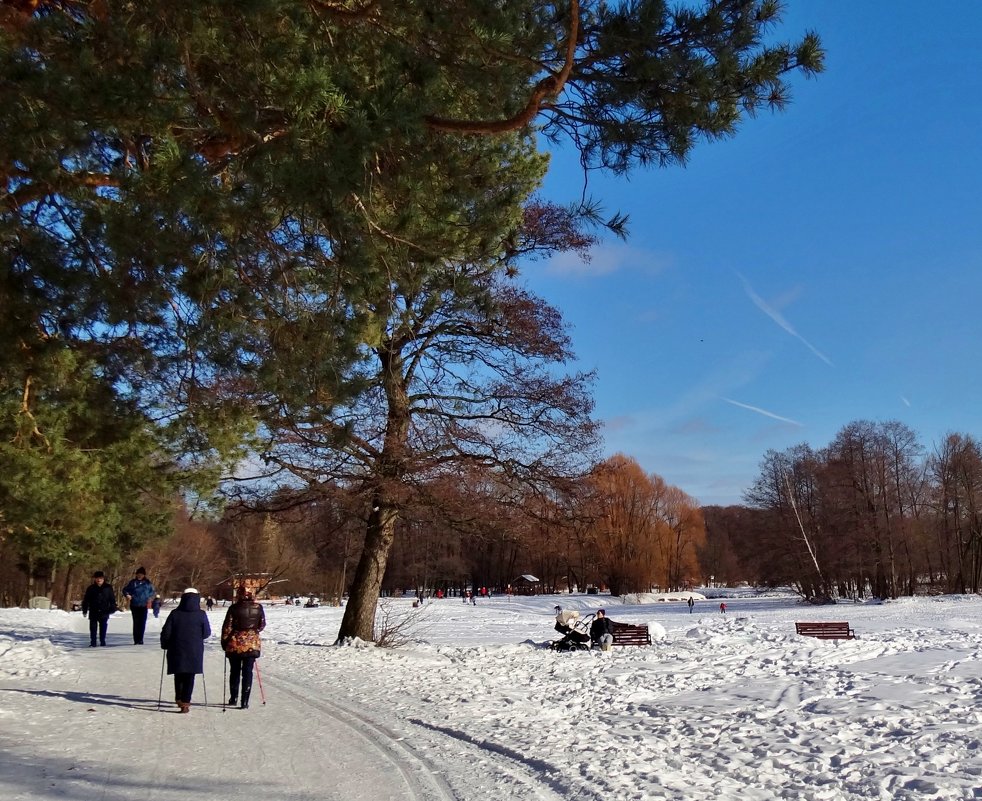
<box><xmin>220</xmin><ymin>585</ymin><xmax>266</xmax><ymax>709</ymax></box>
<box><xmin>160</xmin><ymin>588</ymin><xmax>211</xmax><ymax>713</ymax></box>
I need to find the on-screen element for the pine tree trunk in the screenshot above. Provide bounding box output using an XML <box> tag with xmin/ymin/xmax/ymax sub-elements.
<box><xmin>336</xmin><ymin>504</ymin><xmax>398</xmax><ymax>642</ymax></box>
<box><xmin>334</xmin><ymin>340</ymin><xmax>411</xmax><ymax>643</ymax></box>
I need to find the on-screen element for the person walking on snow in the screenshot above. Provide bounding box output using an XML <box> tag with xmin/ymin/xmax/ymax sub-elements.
<box><xmin>81</xmin><ymin>571</ymin><xmax>117</xmax><ymax>647</ymax></box>
<box><xmin>687</xmin><ymin>597</ymin><xmax>695</xmax><ymax>613</ymax></box>
<box><xmin>122</xmin><ymin>567</ymin><xmax>155</xmax><ymax>645</ymax></box>
<box><xmin>221</xmin><ymin>586</ymin><xmax>266</xmax><ymax>709</ymax></box>
<box><xmin>719</xmin><ymin>602</ymin><xmax>726</xmax><ymax>614</ymax></box>
<box><xmin>160</xmin><ymin>588</ymin><xmax>211</xmax><ymax>713</ymax></box>
<box><xmin>151</xmin><ymin>595</ymin><xmax>162</xmax><ymax>618</ymax></box>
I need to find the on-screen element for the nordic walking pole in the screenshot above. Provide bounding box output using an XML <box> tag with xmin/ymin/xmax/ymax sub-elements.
<box><xmin>255</xmin><ymin>660</ymin><xmax>266</xmax><ymax>705</ymax></box>
<box><xmin>201</xmin><ymin>669</ymin><xmax>208</xmax><ymax>709</ymax></box>
<box><xmin>157</xmin><ymin>651</ymin><xmax>165</xmax><ymax>711</ymax></box>
<box><xmin>222</xmin><ymin>656</ymin><xmax>227</xmax><ymax>713</ymax></box>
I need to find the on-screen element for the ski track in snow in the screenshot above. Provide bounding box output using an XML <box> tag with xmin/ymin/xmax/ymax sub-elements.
<box><xmin>2</xmin><ymin>594</ymin><xmax>982</xmax><ymax>800</ymax></box>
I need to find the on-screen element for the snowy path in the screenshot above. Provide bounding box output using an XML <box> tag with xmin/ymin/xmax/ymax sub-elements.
<box><xmin>0</xmin><ymin>610</ymin><xmax>571</xmax><ymax>801</ymax></box>
<box><xmin>4</xmin><ymin>594</ymin><xmax>982</xmax><ymax>800</ymax></box>
<box><xmin>0</xmin><ymin>617</ymin><xmax>458</xmax><ymax>801</ymax></box>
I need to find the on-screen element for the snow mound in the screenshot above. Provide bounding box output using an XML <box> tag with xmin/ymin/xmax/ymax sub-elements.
<box><xmin>0</xmin><ymin>635</ymin><xmax>66</xmax><ymax>679</ymax></box>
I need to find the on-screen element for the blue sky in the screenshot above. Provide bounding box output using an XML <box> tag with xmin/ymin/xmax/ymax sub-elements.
<box><xmin>528</xmin><ymin>1</ymin><xmax>982</xmax><ymax>506</ymax></box>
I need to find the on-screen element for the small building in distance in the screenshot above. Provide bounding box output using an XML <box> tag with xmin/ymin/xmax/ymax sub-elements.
<box><xmin>511</xmin><ymin>574</ymin><xmax>541</xmax><ymax>595</ymax></box>
<box><xmin>214</xmin><ymin>573</ymin><xmax>274</xmax><ymax>602</ymax></box>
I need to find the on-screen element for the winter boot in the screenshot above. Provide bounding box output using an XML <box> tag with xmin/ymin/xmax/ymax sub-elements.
<box><xmin>240</xmin><ymin>690</ymin><xmax>250</xmax><ymax>709</ymax></box>
<box><xmin>228</xmin><ymin>695</ymin><xmax>237</xmax><ymax>706</ymax></box>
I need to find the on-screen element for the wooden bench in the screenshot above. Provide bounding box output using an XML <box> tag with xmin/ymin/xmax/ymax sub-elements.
<box><xmin>795</xmin><ymin>621</ymin><xmax>856</xmax><ymax>640</ymax></box>
<box><xmin>611</xmin><ymin>622</ymin><xmax>651</xmax><ymax>646</ymax></box>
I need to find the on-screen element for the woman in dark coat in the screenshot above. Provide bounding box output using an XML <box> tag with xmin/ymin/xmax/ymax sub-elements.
<box><xmin>221</xmin><ymin>586</ymin><xmax>266</xmax><ymax>709</ymax></box>
<box><xmin>160</xmin><ymin>588</ymin><xmax>211</xmax><ymax>712</ymax></box>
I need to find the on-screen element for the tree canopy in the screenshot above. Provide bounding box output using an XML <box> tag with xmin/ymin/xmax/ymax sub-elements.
<box><xmin>2</xmin><ymin>0</ymin><xmax>823</xmax><ymax>614</ymax></box>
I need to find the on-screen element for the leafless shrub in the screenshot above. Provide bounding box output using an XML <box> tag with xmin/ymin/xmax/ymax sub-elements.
<box><xmin>373</xmin><ymin>599</ymin><xmax>431</xmax><ymax>648</ymax></box>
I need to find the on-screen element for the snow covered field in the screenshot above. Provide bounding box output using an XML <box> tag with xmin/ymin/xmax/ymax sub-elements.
<box><xmin>1</xmin><ymin>591</ymin><xmax>981</xmax><ymax>800</ymax></box>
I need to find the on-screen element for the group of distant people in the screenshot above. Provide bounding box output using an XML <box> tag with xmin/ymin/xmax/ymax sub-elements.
<box><xmin>80</xmin><ymin>568</ymin><xmax>265</xmax><ymax>713</ymax></box>
<box><xmin>81</xmin><ymin>566</ymin><xmax>159</xmax><ymax>646</ymax></box>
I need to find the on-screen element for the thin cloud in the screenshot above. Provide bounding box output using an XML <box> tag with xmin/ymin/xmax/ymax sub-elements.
<box><xmin>737</xmin><ymin>273</ymin><xmax>833</xmax><ymax>366</ymax></box>
<box><xmin>723</xmin><ymin>397</ymin><xmax>804</xmax><ymax>427</ymax></box>
<box><xmin>602</xmin><ymin>415</ymin><xmax>635</xmax><ymax>434</ymax></box>
<box><xmin>901</xmin><ymin>395</ymin><xmax>911</xmax><ymax>407</ymax></box>
<box><xmin>546</xmin><ymin>243</ymin><xmax>668</xmax><ymax>278</ymax></box>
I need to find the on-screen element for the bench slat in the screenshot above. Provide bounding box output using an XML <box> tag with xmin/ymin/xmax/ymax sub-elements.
<box><xmin>611</xmin><ymin>622</ymin><xmax>651</xmax><ymax>646</ymax></box>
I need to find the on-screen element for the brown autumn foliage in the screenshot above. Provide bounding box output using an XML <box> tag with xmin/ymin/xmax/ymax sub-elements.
<box><xmin>581</xmin><ymin>454</ymin><xmax>705</xmax><ymax>595</ymax></box>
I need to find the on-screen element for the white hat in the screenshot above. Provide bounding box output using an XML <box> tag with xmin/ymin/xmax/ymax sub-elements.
<box><xmin>184</xmin><ymin>587</ymin><xmax>199</xmax><ymax>594</ymax></box>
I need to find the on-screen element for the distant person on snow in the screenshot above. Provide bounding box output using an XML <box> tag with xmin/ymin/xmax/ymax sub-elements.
<box><xmin>687</xmin><ymin>597</ymin><xmax>695</xmax><ymax>613</ymax></box>
<box><xmin>590</xmin><ymin>608</ymin><xmax>615</xmax><ymax>651</ymax></box>
<box><xmin>719</xmin><ymin>602</ymin><xmax>726</xmax><ymax>614</ymax></box>
<box><xmin>221</xmin><ymin>586</ymin><xmax>266</xmax><ymax>709</ymax></box>
<box><xmin>160</xmin><ymin>588</ymin><xmax>211</xmax><ymax>713</ymax></box>
<box><xmin>151</xmin><ymin>595</ymin><xmax>162</xmax><ymax>618</ymax></box>
<box><xmin>81</xmin><ymin>571</ymin><xmax>117</xmax><ymax>647</ymax></box>
<box><xmin>122</xmin><ymin>566</ymin><xmax>155</xmax><ymax>645</ymax></box>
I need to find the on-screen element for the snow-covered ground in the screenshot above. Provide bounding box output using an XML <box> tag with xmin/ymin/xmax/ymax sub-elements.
<box><xmin>2</xmin><ymin>591</ymin><xmax>981</xmax><ymax>800</ymax></box>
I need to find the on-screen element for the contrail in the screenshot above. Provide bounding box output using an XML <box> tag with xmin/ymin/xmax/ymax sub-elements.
<box><xmin>723</xmin><ymin>397</ymin><xmax>803</xmax><ymax>427</ymax></box>
<box><xmin>738</xmin><ymin>273</ymin><xmax>833</xmax><ymax>366</ymax></box>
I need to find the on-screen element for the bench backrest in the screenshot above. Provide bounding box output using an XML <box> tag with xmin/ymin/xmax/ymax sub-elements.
<box><xmin>795</xmin><ymin>621</ymin><xmax>854</xmax><ymax>639</ymax></box>
<box><xmin>612</xmin><ymin>622</ymin><xmax>651</xmax><ymax>645</ymax></box>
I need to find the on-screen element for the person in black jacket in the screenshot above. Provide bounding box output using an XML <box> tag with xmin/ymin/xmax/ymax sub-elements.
<box><xmin>81</xmin><ymin>571</ymin><xmax>117</xmax><ymax>647</ymax></box>
<box><xmin>160</xmin><ymin>588</ymin><xmax>211</xmax><ymax>713</ymax></box>
<box><xmin>590</xmin><ymin>608</ymin><xmax>615</xmax><ymax>652</ymax></box>
<box><xmin>221</xmin><ymin>586</ymin><xmax>266</xmax><ymax>709</ymax></box>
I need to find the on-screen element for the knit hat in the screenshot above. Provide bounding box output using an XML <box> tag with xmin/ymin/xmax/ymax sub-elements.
<box><xmin>183</xmin><ymin>587</ymin><xmax>199</xmax><ymax>595</ymax></box>
<box><xmin>135</xmin><ymin>567</ymin><xmax>146</xmax><ymax>575</ymax></box>
<box><xmin>93</xmin><ymin>571</ymin><xmax>105</xmax><ymax>579</ymax></box>
<box><xmin>554</xmin><ymin>605</ymin><xmax>562</xmax><ymax>612</ymax></box>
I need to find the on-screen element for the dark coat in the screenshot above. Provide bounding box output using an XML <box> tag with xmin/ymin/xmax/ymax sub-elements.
<box><xmin>81</xmin><ymin>582</ymin><xmax>117</xmax><ymax>619</ymax></box>
<box><xmin>160</xmin><ymin>593</ymin><xmax>211</xmax><ymax>674</ymax></box>
<box><xmin>590</xmin><ymin>615</ymin><xmax>615</xmax><ymax>643</ymax></box>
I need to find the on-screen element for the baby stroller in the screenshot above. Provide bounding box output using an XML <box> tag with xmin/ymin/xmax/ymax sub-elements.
<box><xmin>550</xmin><ymin>612</ymin><xmax>596</xmax><ymax>651</ymax></box>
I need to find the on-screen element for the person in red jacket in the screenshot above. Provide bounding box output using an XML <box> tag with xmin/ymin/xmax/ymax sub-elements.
<box><xmin>221</xmin><ymin>586</ymin><xmax>266</xmax><ymax>709</ymax></box>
